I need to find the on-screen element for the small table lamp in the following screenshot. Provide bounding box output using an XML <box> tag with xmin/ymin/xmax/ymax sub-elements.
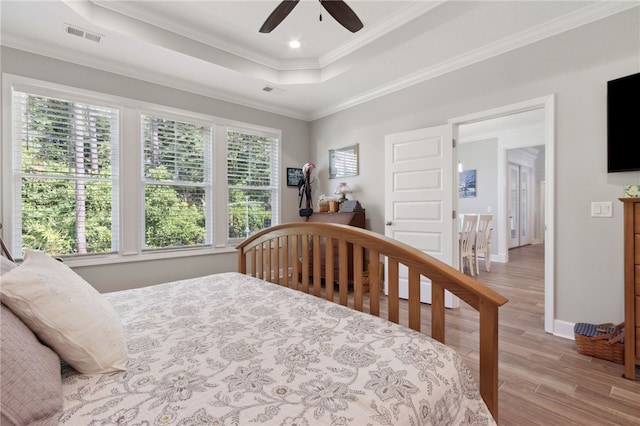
<box><xmin>334</xmin><ymin>182</ymin><xmax>352</xmax><ymax>203</ymax></box>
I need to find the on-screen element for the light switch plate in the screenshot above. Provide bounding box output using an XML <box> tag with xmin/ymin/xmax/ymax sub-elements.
<box><xmin>591</xmin><ymin>201</ymin><xmax>612</xmax><ymax>218</ymax></box>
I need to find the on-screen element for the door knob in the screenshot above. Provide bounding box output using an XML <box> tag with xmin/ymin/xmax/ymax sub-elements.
<box><xmin>385</xmin><ymin>221</ymin><xmax>392</xmax><ymax>226</ymax></box>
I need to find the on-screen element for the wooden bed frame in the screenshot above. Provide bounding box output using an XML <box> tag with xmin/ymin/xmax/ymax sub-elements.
<box><xmin>237</xmin><ymin>222</ymin><xmax>508</xmax><ymax>419</ymax></box>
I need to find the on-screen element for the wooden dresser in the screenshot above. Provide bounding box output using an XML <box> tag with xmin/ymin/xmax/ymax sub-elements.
<box><xmin>307</xmin><ymin>211</ymin><xmax>366</xmax><ymax>284</ymax></box>
<box><xmin>621</xmin><ymin>198</ymin><xmax>640</xmax><ymax>380</ymax></box>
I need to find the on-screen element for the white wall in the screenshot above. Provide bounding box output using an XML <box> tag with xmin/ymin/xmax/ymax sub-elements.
<box><xmin>458</xmin><ymin>138</ymin><xmax>499</xmax><ymax>257</ymax></box>
<box><xmin>309</xmin><ymin>10</ymin><xmax>640</xmax><ymax>327</ymax></box>
<box><xmin>0</xmin><ymin>47</ymin><xmax>311</xmax><ymax>293</ymax></box>
<box><xmin>459</xmin><ymin>140</ymin><xmax>499</xmax><ymax>216</ymax></box>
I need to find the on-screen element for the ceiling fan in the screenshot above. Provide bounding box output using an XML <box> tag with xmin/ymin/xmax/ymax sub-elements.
<box><xmin>259</xmin><ymin>0</ymin><xmax>364</xmax><ymax>33</ymax></box>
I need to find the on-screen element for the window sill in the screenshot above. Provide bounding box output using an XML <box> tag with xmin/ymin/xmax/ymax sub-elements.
<box><xmin>58</xmin><ymin>246</ymin><xmax>237</xmax><ymax>268</ymax></box>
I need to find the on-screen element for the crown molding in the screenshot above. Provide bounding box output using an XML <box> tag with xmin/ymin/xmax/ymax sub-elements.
<box><xmin>310</xmin><ymin>1</ymin><xmax>639</xmax><ymax>120</ymax></box>
<box><xmin>0</xmin><ymin>38</ymin><xmax>312</xmax><ymax>121</ymax></box>
<box><xmin>317</xmin><ymin>1</ymin><xmax>445</xmax><ymax>68</ymax></box>
<box><xmin>3</xmin><ymin>1</ymin><xmax>636</xmax><ymax>122</ymax></box>
<box><xmin>90</xmin><ymin>0</ymin><xmax>444</xmax><ymax>73</ymax></box>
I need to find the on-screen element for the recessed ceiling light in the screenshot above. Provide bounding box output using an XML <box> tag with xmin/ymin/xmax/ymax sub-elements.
<box><xmin>289</xmin><ymin>40</ymin><xmax>301</xmax><ymax>49</ymax></box>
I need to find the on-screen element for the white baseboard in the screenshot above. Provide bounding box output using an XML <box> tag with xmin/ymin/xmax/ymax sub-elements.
<box><xmin>552</xmin><ymin>319</ymin><xmax>575</xmax><ymax>340</ymax></box>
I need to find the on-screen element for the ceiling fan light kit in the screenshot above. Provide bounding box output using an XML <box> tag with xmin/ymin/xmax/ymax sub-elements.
<box><xmin>260</xmin><ymin>0</ymin><xmax>363</xmax><ymax>34</ymax></box>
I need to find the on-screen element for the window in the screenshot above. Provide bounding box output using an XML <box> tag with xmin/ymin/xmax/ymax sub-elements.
<box><xmin>11</xmin><ymin>90</ymin><xmax>119</xmax><ymax>256</ymax></box>
<box><xmin>227</xmin><ymin>129</ymin><xmax>279</xmax><ymax>240</ymax></box>
<box><xmin>5</xmin><ymin>77</ymin><xmax>281</xmax><ymax>261</ymax></box>
<box><xmin>142</xmin><ymin>115</ymin><xmax>211</xmax><ymax>250</ymax></box>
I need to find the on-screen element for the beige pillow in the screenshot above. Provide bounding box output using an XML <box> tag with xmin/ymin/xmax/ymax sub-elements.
<box><xmin>0</xmin><ymin>251</ymin><xmax>127</xmax><ymax>374</ymax></box>
<box><xmin>1</xmin><ymin>303</ymin><xmax>63</xmax><ymax>425</ymax></box>
<box><xmin>1</xmin><ymin>256</ymin><xmax>17</xmax><ymax>275</ymax></box>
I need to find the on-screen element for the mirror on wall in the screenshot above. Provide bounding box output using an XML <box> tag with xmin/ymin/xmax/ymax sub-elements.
<box><xmin>329</xmin><ymin>144</ymin><xmax>359</xmax><ymax>178</ymax></box>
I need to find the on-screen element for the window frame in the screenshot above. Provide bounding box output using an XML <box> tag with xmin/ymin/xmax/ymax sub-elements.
<box><xmin>1</xmin><ymin>74</ymin><xmax>282</xmax><ymax>266</ymax></box>
<box><xmin>8</xmin><ymin>81</ymin><xmax>122</xmax><ymax>259</ymax></box>
<box><xmin>225</xmin><ymin>125</ymin><xmax>280</xmax><ymax>244</ymax></box>
<box><xmin>139</xmin><ymin>110</ymin><xmax>214</xmax><ymax>252</ymax></box>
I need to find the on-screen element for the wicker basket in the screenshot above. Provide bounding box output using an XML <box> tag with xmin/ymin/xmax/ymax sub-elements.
<box><xmin>574</xmin><ymin>322</ymin><xmax>625</xmax><ymax>364</ymax></box>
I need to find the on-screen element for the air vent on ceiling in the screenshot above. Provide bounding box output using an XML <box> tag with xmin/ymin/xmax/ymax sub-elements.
<box><xmin>66</xmin><ymin>26</ymin><xmax>84</xmax><ymax>37</ymax></box>
<box><xmin>84</xmin><ymin>32</ymin><xmax>102</xmax><ymax>43</ymax></box>
<box><xmin>65</xmin><ymin>24</ymin><xmax>103</xmax><ymax>43</ymax></box>
<box><xmin>262</xmin><ymin>86</ymin><xmax>284</xmax><ymax>94</ymax></box>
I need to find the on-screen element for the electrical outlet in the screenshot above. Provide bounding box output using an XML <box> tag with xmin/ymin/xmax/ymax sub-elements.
<box><xmin>591</xmin><ymin>201</ymin><xmax>612</xmax><ymax>218</ymax></box>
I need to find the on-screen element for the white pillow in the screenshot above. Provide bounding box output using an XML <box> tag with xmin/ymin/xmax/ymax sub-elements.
<box><xmin>0</xmin><ymin>251</ymin><xmax>127</xmax><ymax>374</ymax></box>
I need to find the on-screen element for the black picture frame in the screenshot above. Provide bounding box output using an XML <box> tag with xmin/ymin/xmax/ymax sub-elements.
<box><xmin>287</xmin><ymin>168</ymin><xmax>303</xmax><ymax>187</ymax></box>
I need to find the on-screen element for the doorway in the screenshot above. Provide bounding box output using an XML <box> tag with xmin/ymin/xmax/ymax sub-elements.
<box><xmin>508</xmin><ymin>148</ymin><xmax>542</xmax><ymax>249</ymax></box>
<box><xmin>451</xmin><ymin>95</ymin><xmax>555</xmax><ymax>333</ymax></box>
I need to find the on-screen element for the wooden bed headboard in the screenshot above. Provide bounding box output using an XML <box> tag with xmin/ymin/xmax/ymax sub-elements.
<box><xmin>237</xmin><ymin>222</ymin><xmax>508</xmax><ymax>419</ymax></box>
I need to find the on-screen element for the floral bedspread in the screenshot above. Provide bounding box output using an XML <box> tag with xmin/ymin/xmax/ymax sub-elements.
<box><xmin>61</xmin><ymin>272</ymin><xmax>495</xmax><ymax>425</ymax></box>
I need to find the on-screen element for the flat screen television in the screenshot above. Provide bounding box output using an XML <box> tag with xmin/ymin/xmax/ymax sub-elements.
<box><xmin>607</xmin><ymin>72</ymin><xmax>640</xmax><ymax>173</ymax></box>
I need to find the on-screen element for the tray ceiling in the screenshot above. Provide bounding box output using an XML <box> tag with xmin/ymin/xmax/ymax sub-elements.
<box><xmin>1</xmin><ymin>1</ymin><xmax>636</xmax><ymax>120</ymax></box>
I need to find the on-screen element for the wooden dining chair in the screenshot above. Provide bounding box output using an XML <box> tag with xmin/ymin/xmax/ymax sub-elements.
<box><xmin>459</xmin><ymin>214</ymin><xmax>478</xmax><ymax>276</ymax></box>
<box><xmin>474</xmin><ymin>214</ymin><xmax>493</xmax><ymax>273</ymax></box>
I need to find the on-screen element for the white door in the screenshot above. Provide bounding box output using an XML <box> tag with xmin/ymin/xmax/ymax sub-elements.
<box><xmin>384</xmin><ymin>124</ymin><xmax>458</xmax><ymax>308</ymax></box>
<box><xmin>508</xmin><ymin>163</ymin><xmax>533</xmax><ymax>248</ymax></box>
<box><xmin>508</xmin><ymin>163</ymin><xmax>520</xmax><ymax>249</ymax></box>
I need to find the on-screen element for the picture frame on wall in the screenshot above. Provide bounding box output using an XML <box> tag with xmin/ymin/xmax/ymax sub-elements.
<box><xmin>459</xmin><ymin>169</ymin><xmax>476</xmax><ymax>198</ymax></box>
<box><xmin>287</xmin><ymin>168</ymin><xmax>303</xmax><ymax>187</ymax></box>
<box><xmin>329</xmin><ymin>144</ymin><xmax>359</xmax><ymax>178</ymax></box>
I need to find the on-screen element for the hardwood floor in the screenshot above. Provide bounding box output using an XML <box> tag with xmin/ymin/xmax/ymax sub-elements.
<box><xmin>322</xmin><ymin>243</ymin><xmax>639</xmax><ymax>424</ymax></box>
<box><xmin>451</xmin><ymin>244</ymin><xmax>640</xmax><ymax>425</ymax></box>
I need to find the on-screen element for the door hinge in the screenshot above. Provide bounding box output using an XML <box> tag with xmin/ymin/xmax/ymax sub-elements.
<box><xmin>452</xmin><ymin>210</ymin><xmax>457</xmax><ymax>219</ymax></box>
<box><xmin>452</xmin><ymin>138</ymin><xmax>457</xmax><ymax>148</ymax></box>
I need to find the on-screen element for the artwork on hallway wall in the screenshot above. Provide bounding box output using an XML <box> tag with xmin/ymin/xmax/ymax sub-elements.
<box><xmin>459</xmin><ymin>169</ymin><xmax>476</xmax><ymax>198</ymax></box>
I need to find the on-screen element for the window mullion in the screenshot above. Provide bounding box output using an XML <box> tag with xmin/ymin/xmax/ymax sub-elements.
<box><xmin>120</xmin><ymin>106</ymin><xmax>141</xmax><ymax>256</ymax></box>
<box><xmin>213</xmin><ymin>124</ymin><xmax>229</xmax><ymax>248</ymax></box>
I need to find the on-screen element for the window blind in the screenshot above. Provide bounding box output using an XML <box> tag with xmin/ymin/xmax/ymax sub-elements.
<box><xmin>141</xmin><ymin>115</ymin><xmax>211</xmax><ymax>250</ymax></box>
<box><xmin>12</xmin><ymin>90</ymin><xmax>119</xmax><ymax>256</ymax></box>
<box><xmin>227</xmin><ymin>129</ymin><xmax>279</xmax><ymax>240</ymax></box>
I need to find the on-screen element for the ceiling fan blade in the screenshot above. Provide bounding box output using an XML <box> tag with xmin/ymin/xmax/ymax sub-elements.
<box><xmin>320</xmin><ymin>0</ymin><xmax>363</xmax><ymax>33</ymax></box>
<box><xmin>259</xmin><ymin>0</ymin><xmax>300</xmax><ymax>33</ymax></box>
